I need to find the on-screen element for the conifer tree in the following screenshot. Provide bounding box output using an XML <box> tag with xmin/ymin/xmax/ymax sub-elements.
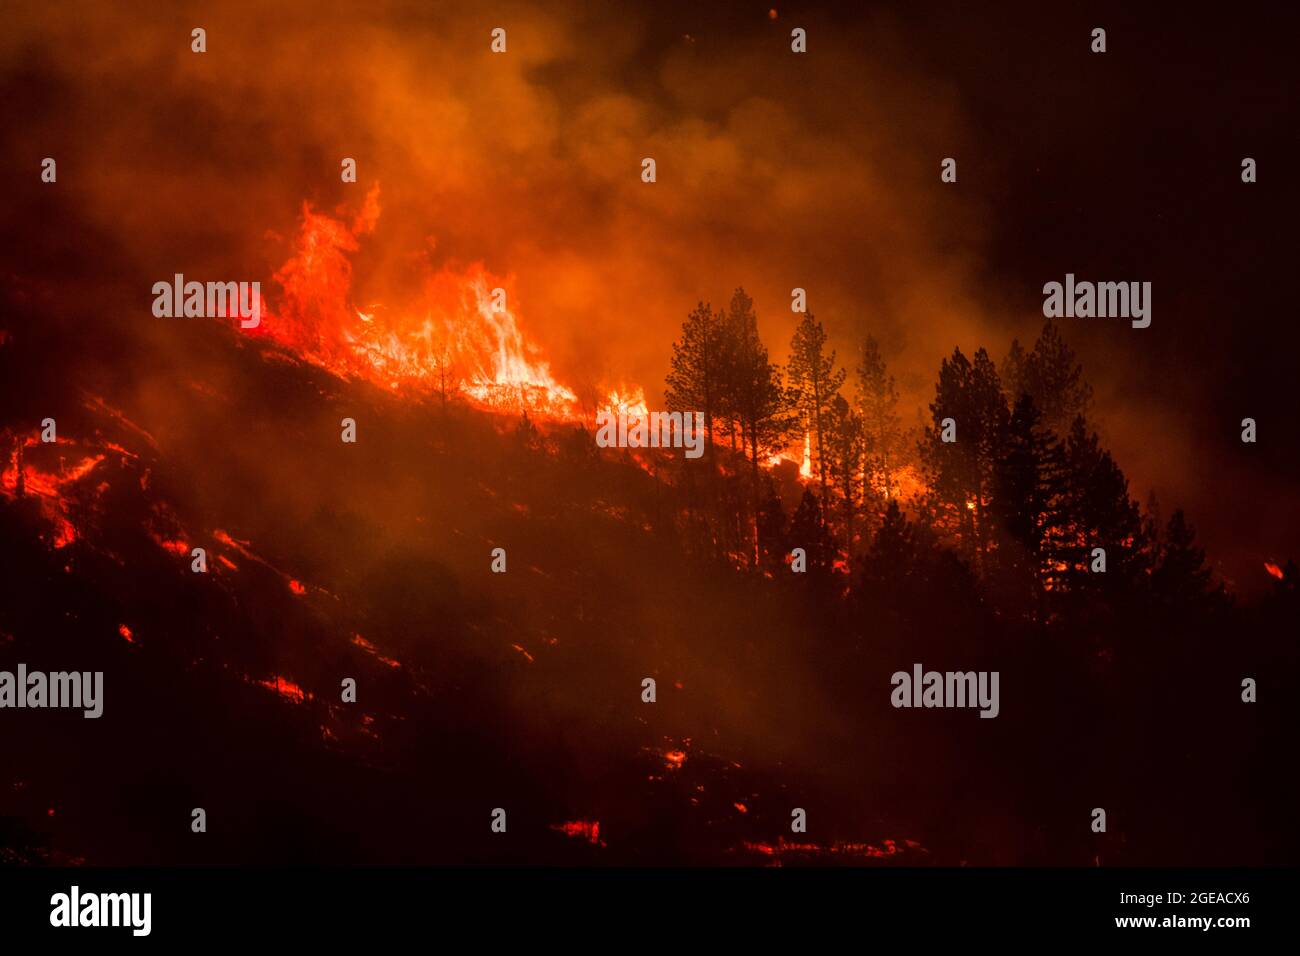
<box><xmin>824</xmin><ymin>394</ymin><xmax>864</xmax><ymax>553</ymax></box>
<box><xmin>920</xmin><ymin>347</ymin><xmax>1008</xmax><ymax>564</ymax></box>
<box><xmin>856</xmin><ymin>335</ymin><xmax>904</xmax><ymax>508</ymax></box>
<box><xmin>665</xmin><ymin>302</ymin><xmax>723</xmax><ymax>454</ymax></box>
<box><xmin>787</xmin><ymin>314</ymin><xmax>846</xmax><ymax>495</ymax></box>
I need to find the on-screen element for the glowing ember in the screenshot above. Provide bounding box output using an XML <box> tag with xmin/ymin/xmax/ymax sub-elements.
<box><xmin>118</xmin><ymin>624</ymin><xmax>135</xmax><ymax>644</ymax></box>
<box><xmin>663</xmin><ymin>749</ymin><xmax>686</xmax><ymax>770</ymax></box>
<box><xmin>1265</xmin><ymin>562</ymin><xmax>1284</xmax><ymax>580</ymax></box>
<box><xmin>288</xmin><ymin>579</ymin><xmax>307</xmax><ymax>595</ymax></box>
<box><xmin>257</xmin><ymin>677</ymin><xmax>308</xmax><ymax>703</ymax></box>
<box><xmin>739</xmin><ymin>837</ymin><xmax>921</xmax><ymax>864</ymax></box>
<box><xmin>152</xmin><ymin>537</ymin><xmax>190</xmax><ymax>556</ymax></box>
<box><xmin>550</xmin><ymin>820</ymin><xmax>605</xmax><ymax>846</ymax></box>
<box><xmin>351</xmin><ymin>634</ymin><xmax>401</xmax><ymax>669</ymax></box>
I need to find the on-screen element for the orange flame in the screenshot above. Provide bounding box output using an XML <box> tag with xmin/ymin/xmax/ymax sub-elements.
<box><xmin>252</xmin><ymin>185</ymin><xmax>588</xmax><ymax>419</ymax></box>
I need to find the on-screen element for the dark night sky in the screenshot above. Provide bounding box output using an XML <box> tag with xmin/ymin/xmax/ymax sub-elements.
<box><xmin>889</xmin><ymin>1</ymin><xmax>1300</xmax><ymax>592</ymax></box>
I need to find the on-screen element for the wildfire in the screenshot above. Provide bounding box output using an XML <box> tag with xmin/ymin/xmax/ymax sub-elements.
<box><xmin>0</xmin><ymin>436</ymin><xmax>108</xmax><ymax>548</ymax></box>
<box><xmin>190</xmin><ymin>186</ymin><xmax>825</xmax><ymax>470</ymax></box>
<box><xmin>1264</xmin><ymin>562</ymin><xmax>1283</xmax><ymax>580</ymax></box>
<box><xmin>250</xmin><ymin>185</ymin><xmax>591</xmax><ymax>420</ymax></box>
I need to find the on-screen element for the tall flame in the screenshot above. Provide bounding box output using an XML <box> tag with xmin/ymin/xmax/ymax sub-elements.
<box><xmin>254</xmin><ymin>185</ymin><xmax>582</xmax><ymax>418</ymax></box>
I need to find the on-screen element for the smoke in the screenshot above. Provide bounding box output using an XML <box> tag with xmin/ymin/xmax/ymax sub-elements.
<box><xmin>1</xmin><ymin>0</ymin><xmax>995</xmax><ymax>400</ymax></box>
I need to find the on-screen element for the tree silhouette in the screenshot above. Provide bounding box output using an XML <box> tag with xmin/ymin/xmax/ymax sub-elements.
<box><xmin>1002</xmin><ymin>320</ymin><xmax>1092</xmax><ymax>436</ymax></box>
<box><xmin>1054</xmin><ymin>415</ymin><xmax>1145</xmax><ymax>597</ymax></box>
<box><xmin>824</xmin><ymin>394</ymin><xmax>864</xmax><ymax>555</ymax></box>
<box><xmin>787</xmin><ymin>313</ymin><xmax>846</xmax><ymax>495</ymax></box>
<box><xmin>665</xmin><ymin>302</ymin><xmax>723</xmax><ymax>456</ymax></box>
<box><xmin>1151</xmin><ymin>508</ymin><xmax>1216</xmax><ymax>605</ymax></box>
<box><xmin>788</xmin><ymin>488</ymin><xmax>837</xmax><ymax>582</ymax></box>
<box><xmin>856</xmin><ymin>335</ymin><xmax>904</xmax><ymax>510</ymax></box>
<box><xmin>722</xmin><ymin>289</ymin><xmax>796</xmax><ymax>565</ymax></box>
<box><xmin>920</xmin><ymin>347</ymin><xmax>1008</xmax><ymax>566</ymax></box>
<box><xmin>987</xmin><ymin>392</ymin><xmax>1064</xmax><ymax>610</ymax></box>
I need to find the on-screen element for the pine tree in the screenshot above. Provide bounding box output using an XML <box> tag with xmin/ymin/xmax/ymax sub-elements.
<box><xmin>920</xmin><ymin>347</ymin><xmax>1008</xmax><ymax>564</ymax></box>
<box><xmin>665</xmin><ymin>302</ymin><xmax>723</xmax><ymax>454</ymax></box>
<box><xmin>860</xmin><ymin>498</ymin><xmax>916</xmax><ymax>597</ymax></box>
<box><xmin>1055</xmin><ymin>415</ymin><xmax>1145</xmax><ymax>594</ymax></box>
<box><xmin>1001</xmin><ymin>338</ymin><xmax>1030</xmax><ymax>404</ymax></box>
<box><xmin>726</xmin><ymin>289</ymin><xmax>796</xmax><ymax>476</ymax></box>
<box><xmin>716</xmin><ymin>289</ymin><xmax>796</xmax><ymax>565</ymax></box>
<box><xmin>788</xmin><ymin>488</ymin><xmax>836</xmax><ymax>580</ymax></box>
<box><xmin>824</xmin><ymin>394</ymin><xmax>864</xmax><ymax>554</ymax></box>
<box><xmin>988</xmin><ymin>393</ymin><xmax>1063</xmax><ymax>607</ymax></box>
<box><xmin>1151</xmin><ymin>508</ymin><xmax>1214</xmax><ymax>603</ymax></box>
<box><xmin>1001</xmin><ymin>320</ymin><xmax>1092</xmax><ymax>436</ymax></box>
<box><xmin>856</xmin><ymin>335</ymin><xmax>903</xmax><ymax>510</ymax></box>
<box><xmin>786</xmin><ymin>313</ymin><xmax>846</xmax><ymax>495</ymax></box>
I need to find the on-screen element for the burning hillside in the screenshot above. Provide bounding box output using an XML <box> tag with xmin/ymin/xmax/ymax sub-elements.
<box><xmin>1</xmin><ymin>0</ymin><xmax>1296</xmax><ymax>880</ymax></box>
<box><xmin>249</xmin><ymin>184</ymin><xmax>634</xmax><ymax>424</ymax></box>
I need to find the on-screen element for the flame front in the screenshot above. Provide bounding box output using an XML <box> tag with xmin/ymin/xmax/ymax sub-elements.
<box><xmin>254</xmin><ymin>185</ymin><xmax>583</xmax><ymax>419</ymax></box>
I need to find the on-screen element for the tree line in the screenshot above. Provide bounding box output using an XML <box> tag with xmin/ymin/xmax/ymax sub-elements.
<box><xmin>660</xmin><ymin>287</ymin><xmax>1222</xmax><ymax>615</ymax></box>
